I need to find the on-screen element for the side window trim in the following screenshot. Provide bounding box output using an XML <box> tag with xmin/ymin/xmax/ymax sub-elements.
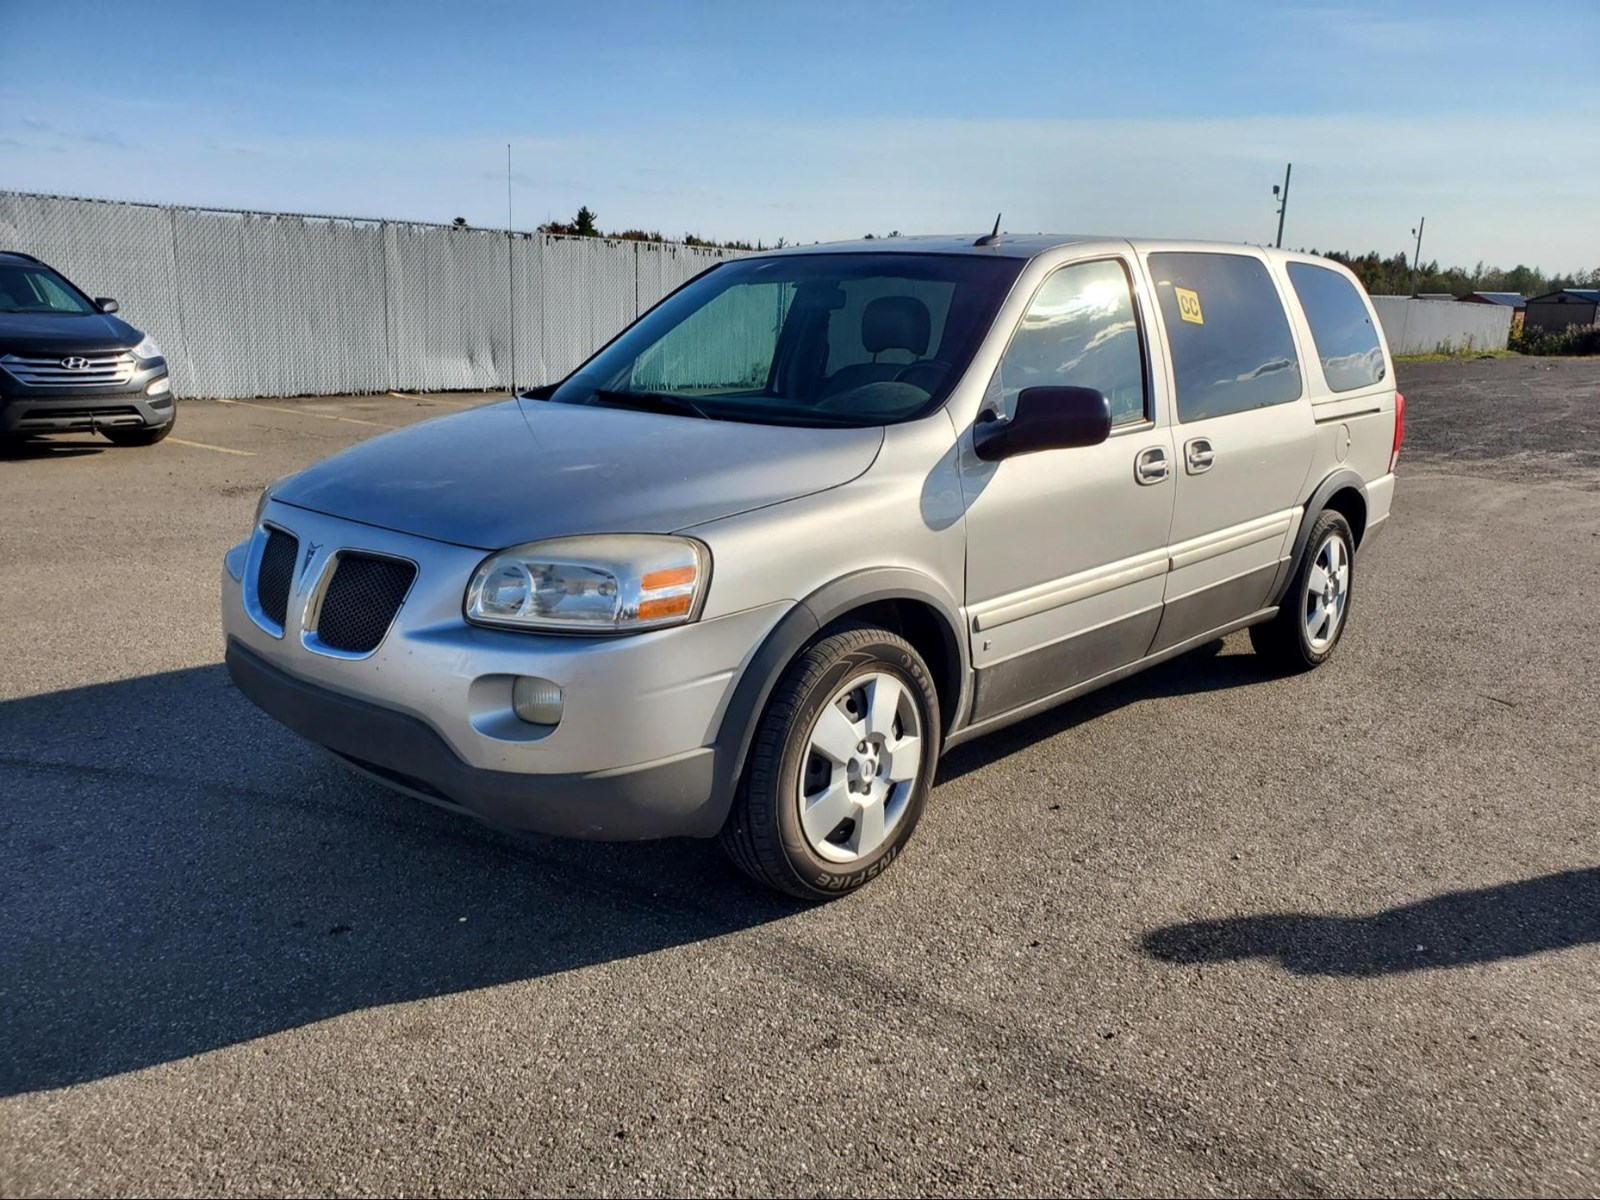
<box><xmin>989</xmin><ymin>254</ymin><xmax>1154</xmax><ymax>428</ymax></box>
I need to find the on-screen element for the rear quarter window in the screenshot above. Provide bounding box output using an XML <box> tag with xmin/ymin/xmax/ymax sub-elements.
<box><xmin>1149</xmin><ymin>252</ymin><xmax>1302</xmax><ymax>421</ymax></box>
<box><xmin>1286</xmin><ymin>262</ymin><xmax>1387</xmax><ymax>392</ymax></box>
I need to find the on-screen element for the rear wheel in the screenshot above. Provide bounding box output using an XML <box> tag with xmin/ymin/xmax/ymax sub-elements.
<box><xmin>104</xmin><ymin>411</ymin><xmax>175</xmax><ymax>447</ymax></box>
<box><xmin>1250</xmin><ymin>509</ymin><xmax>1355</xmax><ymax>670</ymax></box>
<box><xmin>720</xmin><ymin>623</ymin><xmax>940</xmax><ymax>900</ymax></box>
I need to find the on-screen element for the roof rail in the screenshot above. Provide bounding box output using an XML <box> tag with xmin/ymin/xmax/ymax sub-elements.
<box><xmin>0</xmin><ymin>250</ymin><xmax>43</xmax><ymax>263</ymax></box>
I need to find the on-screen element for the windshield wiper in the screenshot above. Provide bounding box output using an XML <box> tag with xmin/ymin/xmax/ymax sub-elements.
<box><xmin>589</xmin><ymin>388</ymin><xmax>715</xmax><ymax>421</ymax></box>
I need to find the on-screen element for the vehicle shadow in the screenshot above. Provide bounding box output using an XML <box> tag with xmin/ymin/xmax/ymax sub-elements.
<box><xmin>936</xmin><ymin>638</ymin><xmax>1272</xmax><ymax>784</ymax></box>
<box><xmin>0</xmin><ymin>665</ymin><xmax>805</xmax><ymax>1097</ymax></box>
<box><xmin>0</xmin><ymin>436</ymin><xmax>106</xmax><ymax>459</ymax></box>
<box><xmin>1141</xmin><ymin>869</ymin><xmax>1600</xmax><ymax>976</ymax></box>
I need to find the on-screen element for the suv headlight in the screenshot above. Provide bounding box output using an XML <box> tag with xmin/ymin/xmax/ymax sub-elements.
<box><xmin>465</xmin><ymin>535</ymin><xmax>710</xmax><ymax>634</ymax></box>
<box><xmin>133</xmin><ymin>335</ymin><xmax>163</xmax><ymax>361</ymax></box>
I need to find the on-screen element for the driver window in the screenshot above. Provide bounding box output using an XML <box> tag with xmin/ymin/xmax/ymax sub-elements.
<box><xmin>996</xmin><ymin>259</ymin><xmax>1148</xmax><ymax>426</ymax></box>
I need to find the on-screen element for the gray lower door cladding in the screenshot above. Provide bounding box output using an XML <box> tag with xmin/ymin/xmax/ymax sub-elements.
<box><xmin>969</xmin><ymin>606</ymin><xmax>1162</xmax><ymax>723</ymax></box>
<box><xmin>1148</xmin><ymin>561</ymin><xmax>1282</xmax><ymax>654</ymax></box>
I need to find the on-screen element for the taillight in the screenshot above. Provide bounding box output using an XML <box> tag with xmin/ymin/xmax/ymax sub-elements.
<box><xmin>1389</xmin><ymin>391</ymin><xmax>1406</xmax><ymax>473</ymax></box>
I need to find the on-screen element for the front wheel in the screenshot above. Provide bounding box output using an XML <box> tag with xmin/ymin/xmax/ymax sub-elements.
<box><xmin>720</xmin><ymin>623</ymin><xmax>941</xmax><ymax>900</ymax></box>
<box><xmin>1250</xmin><ymin>509</ymin><xmax>1356</xmax><ymax>670</ymax></box>
<box><xmin>104</xmin><ymin>412</ymin><xmax>175</xmax><ymax>447</ymax></box>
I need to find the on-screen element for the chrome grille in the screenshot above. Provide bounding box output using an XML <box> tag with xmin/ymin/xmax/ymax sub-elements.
<box><xmin>256</xmin><ymin>528</ymin><xmax>299</xmax><ymax>630</ymax></box>
<box><xmin>1</xmin><ymin>352</ymin><xmax>137</xmax><ymax>387</ymax></box>
<box><xmin>314</xmin><ymin>554</ymin><xmax>415</xmax><ymax>654</ymax></box>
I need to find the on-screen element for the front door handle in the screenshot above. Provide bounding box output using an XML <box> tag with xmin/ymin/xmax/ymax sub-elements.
<box><xmin>1185</xmin><ymin>437</ymin><xmax>1215</xmax><ymax>474</ymax></box>
<box><xmin>1135</xmin><ymin>446</ymin><xmax>1170</xmax><ymax>485</ymax></box>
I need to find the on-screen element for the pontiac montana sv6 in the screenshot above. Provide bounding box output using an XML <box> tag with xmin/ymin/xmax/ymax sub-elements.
<box><xmin>224</xmin><ymin>234</ymin><xmax>1401</xmax><ymax>898</ymax></box>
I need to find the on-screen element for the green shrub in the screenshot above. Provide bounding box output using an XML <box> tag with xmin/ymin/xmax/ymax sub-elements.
<box><xmin>1510</xmin><ymin>324</ymin><xmax>1600</xmax><ymax>356</ymax></box>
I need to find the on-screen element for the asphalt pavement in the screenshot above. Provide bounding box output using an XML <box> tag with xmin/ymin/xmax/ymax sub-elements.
<box><xmin>1</xmin><ymin>363</ymin><xmax>1596</xmax><ymax>1197</ymax></box>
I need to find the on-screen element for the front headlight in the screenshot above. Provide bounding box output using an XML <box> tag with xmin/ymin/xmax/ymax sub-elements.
<box><xmin>465</xmin><ymin>535</ymin><xmax>710</xmax><ymax>634</ymax></box>
<box><xmin>133</xmin><ymin>335</ymin><xmax>163</xmax><ymax>361</ymax></box>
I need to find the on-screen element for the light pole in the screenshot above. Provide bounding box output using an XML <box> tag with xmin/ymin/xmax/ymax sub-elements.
<box><xmin>1272</xmin><ymin>163</ymin><xmax>1292</xmax><ymax>248</ymax></box>
<box><xmin>1409</xmin><ymin>217</ymin><xmax>1426</xmax><ymax>298</ymax></box>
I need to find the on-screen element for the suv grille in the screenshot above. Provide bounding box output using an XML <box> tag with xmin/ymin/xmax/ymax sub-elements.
<box><xmin>1</xmin><ymin>352</ymin><xmax>136</xmax><ymax>387</ymax></box>
<box><xmin>314</xmin><ymin>554</ymin><xmax>415</xmax><ymax>654</ymax></box>
<box><xmin>256</xmin><ymin>528</ymin><xmax>299</xmax><ymax>629</ymax></box>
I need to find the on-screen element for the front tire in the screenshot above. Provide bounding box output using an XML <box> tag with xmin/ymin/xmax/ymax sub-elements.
<box><xmin>720</xmin><ymin>623</ymin><xmax>941</xmax><ymax>900</ymax></box>
<box><xmin>1250</xmin><ymin>509</ymin><xmax>1356</xmax><ymax>670</ymax></box>
<box><xmin>104</xmin><ymin>412</ymin><xmax>175</xmax><ymax>447</ymax></box>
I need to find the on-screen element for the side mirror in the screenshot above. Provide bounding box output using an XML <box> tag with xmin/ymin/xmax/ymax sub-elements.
<box><xmin>972</xmin><ymin>386</ymin><xmax>1112</xmax><ymax>462</ymax></box>
<box><xmin>96</xmin><ymin>297</ymin><xmax>119</xmax><ymax>314</ymax></box>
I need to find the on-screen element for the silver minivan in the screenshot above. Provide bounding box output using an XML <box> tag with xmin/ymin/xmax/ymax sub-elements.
<box><xmin>223</xmin><ymin>234</ymin><xmax>1402</xmax><ymax>898</ymax></box>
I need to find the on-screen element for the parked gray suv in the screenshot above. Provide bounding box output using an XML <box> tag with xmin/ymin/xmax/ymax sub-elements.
<box><xmin>223</xmin><ymin>235</ymin><xmax>1401</xmax><ymax>898</ymax></box>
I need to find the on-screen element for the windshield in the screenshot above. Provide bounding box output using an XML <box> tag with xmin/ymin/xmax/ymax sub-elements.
<box><xmin>547</xmin><ymin>253</ymin><xmax>1025</xmax><ymax>427</ymax></box>
<box><xmin>0</xmin><ymin>264</ymin><xmax>98</xmax><ymax>315</ymax></box>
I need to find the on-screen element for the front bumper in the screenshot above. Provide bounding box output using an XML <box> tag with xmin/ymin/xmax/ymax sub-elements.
<box><xmin>222</xmin><ymin>500</ymin><xmax>791</xmax><ymax>839</ymax></box>
<box><xmin>0</xmin><ymin>361</ymin><xmax>173</xmax><ymax>436</ymax></box>
<box><xmin>227</xmin><ymin>639</ymin><xmax>720</xmax><ymax>839</ymax></box>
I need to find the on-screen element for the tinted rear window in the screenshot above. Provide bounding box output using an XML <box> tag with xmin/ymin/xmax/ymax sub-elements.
<box><xmin>1149</xmin><ymin>252</ymin><xmax>1301</xmax><ymax>422</ymax></box>
<box><xmin>1287</xmin><ymin>262</ymin><xmax>1386</xmax><ymax>392</ymax></box>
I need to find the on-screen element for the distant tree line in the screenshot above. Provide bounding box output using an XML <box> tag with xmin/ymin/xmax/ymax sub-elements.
<box><xmin>532</xmin><ymin>205</ymin><xmax>782</xmax><ymax>251</ymax></box>
<box><xmin>455</xmin><ymin>210</ymin><xmax>1599</xmax><ymax>294</ymax></box>
<box><xmin>1310</xmin><ymin>249</ymin><xmax>1599</xmax><ymax>298</ymax></box>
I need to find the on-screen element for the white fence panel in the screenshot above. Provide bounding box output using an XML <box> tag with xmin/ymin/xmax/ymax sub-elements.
<box><xmin>1370</xmin><ymin>296</ymin><xmax>1513</xmax><ymax>356</ymax></box>
<box><xmin>0</xmin><ymin>191</ymin><xmax>745</xmax><ymax>398</ymax></box>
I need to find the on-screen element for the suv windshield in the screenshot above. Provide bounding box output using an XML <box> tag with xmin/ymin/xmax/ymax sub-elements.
<box><xmin>547</xmin><ymin>253</ymin><xmax>1025</xmax><ymax>427</ymax></box>
<box><xmin>0</xmin><ymin>263</ymin><xmax>98</xmax><ymax>315</ymax></box>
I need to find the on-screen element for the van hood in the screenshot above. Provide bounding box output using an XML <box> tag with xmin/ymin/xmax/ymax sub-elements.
<box><xmin>274</xmin><ymin>398</ymin><xmax>884</xmax><ymax>550</ymax></box>
<box><xmin>0</xmin><ymin>310</ymin><xmax>142</xmax><ymax>355</ymax></box>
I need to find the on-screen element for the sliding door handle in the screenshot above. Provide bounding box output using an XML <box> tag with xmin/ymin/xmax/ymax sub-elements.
<box><xmin>1185</xmin><ymin>437</ymin><xmax>1215</xmax><ymax>474</ymax></box>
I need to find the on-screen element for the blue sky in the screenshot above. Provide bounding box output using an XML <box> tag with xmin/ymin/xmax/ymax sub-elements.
<box><xmin>2</xmin><ymin>0</ymin><xmax>1595</xmax><ymax>270</ymax></box>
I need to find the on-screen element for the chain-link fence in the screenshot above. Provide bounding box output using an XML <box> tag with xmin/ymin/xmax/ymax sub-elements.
<box><xmin>0</xmin><ymin>191</ymin><xmax>743</xmax><ymax>398</ymax></box>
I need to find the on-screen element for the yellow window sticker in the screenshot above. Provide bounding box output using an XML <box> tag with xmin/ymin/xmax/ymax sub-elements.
<box><xmin>1175</xmin><ymin>287</ymin><xmax>1204</xmax><ymax>325</ymax></box>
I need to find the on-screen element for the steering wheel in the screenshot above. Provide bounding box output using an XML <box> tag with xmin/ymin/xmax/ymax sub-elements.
<box><xmin>893</xmin><ymin>359</ymin><xmax>954</xmax><ymax>393</ymax></box>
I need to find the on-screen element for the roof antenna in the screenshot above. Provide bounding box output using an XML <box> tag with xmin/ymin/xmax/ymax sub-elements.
<box><xmin>973</xmin><ymin>213</ymin><xmax>1002</xmax><ymax>248</ymax></box>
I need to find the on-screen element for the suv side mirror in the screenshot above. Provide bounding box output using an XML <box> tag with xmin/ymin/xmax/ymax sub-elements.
<box><xmin>972</xmin><ymin>386</ymin><xmax>1112</xmax><ymax>462</ymax></box>
<box><xmin>96</xmin><ymin>297</ymin><xmax>119</xmax><ymax>314</ymax></box>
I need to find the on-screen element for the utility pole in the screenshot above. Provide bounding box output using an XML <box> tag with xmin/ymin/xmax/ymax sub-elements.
<box><xmin>1272</xmin><ymin>163</ymin><xmax>1292</xmax><ymax>248</ymax></box>
<box><xmin>506</xmin><ymin>143</ymin><xmax>516</xmax><ymax>397</ymax></box>
<box><xmin>1409</xmin><ymin>217</ymin><xmax>1426</xmax><ymax>298</ymax></box>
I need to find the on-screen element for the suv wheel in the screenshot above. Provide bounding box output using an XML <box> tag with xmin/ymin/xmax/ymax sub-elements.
<box><xmin>105</xmin><ymin>412</ymin><xmax>175</xmax><ymax>447</ymax></box>
<box><xmin>1250</xmin><ymin>508</ymin><xmax>1356</xmax><ymax>670</ymax></box>
<box><xmin>721</xmin><ymin>623</ymin><xmax>940</xmax><ymax>900</ymax></box>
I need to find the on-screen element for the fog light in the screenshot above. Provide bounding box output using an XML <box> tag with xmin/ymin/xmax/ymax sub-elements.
<box><xmin>512</xmin><ymin>676</ymin><xmax>563</xmax><ymax>726</ymax></box>
<box><xmin>146</xmin><ymin>376</ymin><xmax>171</xmax><ymax>397</ymax></box>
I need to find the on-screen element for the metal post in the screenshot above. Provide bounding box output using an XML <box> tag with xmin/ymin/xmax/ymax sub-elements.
<box><xmin>1410</xmin><ymin>217</ymin><xmax>1425</xmax><ymax>298</ymax></box>
<box><xmin>506</xmin><ymin>143</ymin><xmax>516</xmax><ymax>396</ymax></box>
<box><xmin>1273</xmin><ymin>163</ymin><xmax>1292</xmax><ymax>248</ymax></box>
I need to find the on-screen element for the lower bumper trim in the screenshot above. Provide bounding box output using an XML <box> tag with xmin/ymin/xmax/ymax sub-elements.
<box><xmin>0</xmin><ymin>389</ymin><xmax>175</xmax><ymax>435</ymax></box>
<box><xmin>225</xmin><ymin>638</ymin><xmax>723</xmax><ymax>840</ymax></box>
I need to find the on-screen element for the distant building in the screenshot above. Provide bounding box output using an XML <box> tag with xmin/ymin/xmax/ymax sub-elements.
<box><xmin>1523</xmin><ymin>288</ymin><xmax>1600</xmax><ymax>333</ymax></box>
<box><xmin>1461</xmin><ymin>291</ymin><xmax>1526</xmax><ymax>332</ymax></box>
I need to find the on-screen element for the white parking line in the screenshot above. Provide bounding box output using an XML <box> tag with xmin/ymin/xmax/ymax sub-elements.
<box><xmin>167</xmin><ymin>436</ymin><xmax>254</xmax><ymax>457</ymax></box>
<box><xmin>211</xmin><ymin>397</ymin><xmax>398</xmax><ymax>429</ymax></box>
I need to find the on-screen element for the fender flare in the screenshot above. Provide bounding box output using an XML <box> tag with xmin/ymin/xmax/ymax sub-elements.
<box><xmin>1270</xmin><ymin>468</ymin><xmax>1368</xmax><ymax>607</ymax></box>
<box><xmin>704</xmin><ymin>568</ymin><xmax>969</xmax><ymax>823</ymax></box>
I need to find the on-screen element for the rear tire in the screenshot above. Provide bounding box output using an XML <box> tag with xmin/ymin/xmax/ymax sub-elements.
<box><xmin>105</xmin><ymin>412</ymin><xmax>174</xmax><ymax>447</ymax></box>
<box><xmin>1250</xmin><ymin>508</ymin><xmax>1356</xmax><ymax>671</ymax></box>
<box><xmin>720</xmin><ymin>623</ymin><xmax>941</xmax><ymax>900</ymax></box>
